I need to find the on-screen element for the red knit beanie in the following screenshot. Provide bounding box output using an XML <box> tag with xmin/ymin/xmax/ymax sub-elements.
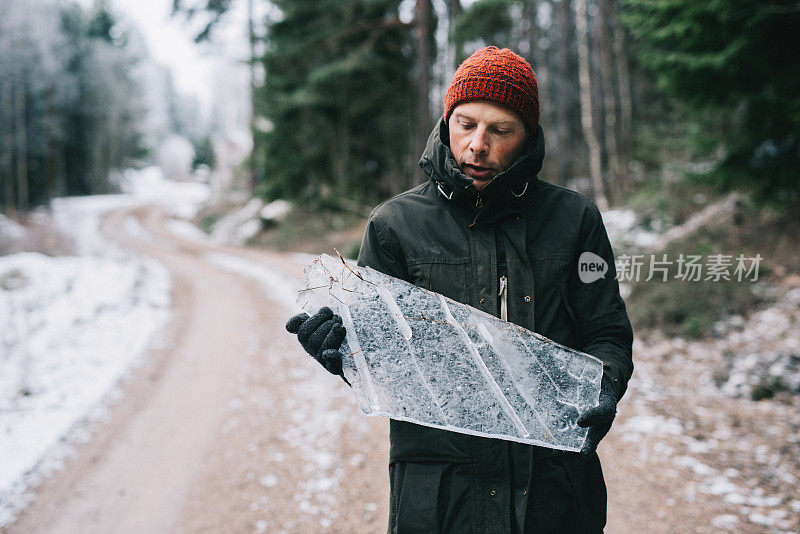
<box><xmin>443</xmin><ymin>46</ymin><xmax>539</xmax><ymax>132</ymax></box>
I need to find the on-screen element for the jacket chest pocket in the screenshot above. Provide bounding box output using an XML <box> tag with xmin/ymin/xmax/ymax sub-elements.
<box><xmin>408</xmin><ymin>259</ymin><xmax>470</xmax><ymax>305</ymax></box>
<box><xmin>530</xmin><ymin>255</ymin><xmax>576</xmax><ymax>345</ymax></box>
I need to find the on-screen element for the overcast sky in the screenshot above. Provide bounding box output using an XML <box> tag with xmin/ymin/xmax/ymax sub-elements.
<box><xmin>78</xmin><ymin>0</ymin><xmax>249</xmax><ymax>110</ymax></box>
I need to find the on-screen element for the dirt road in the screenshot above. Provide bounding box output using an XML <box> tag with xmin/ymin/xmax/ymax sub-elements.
<box><xmin>6</xmin><ymin>205</ymin><xmax>390</xmax><ymax>533</ymax></box>
<box><xmin>7</xmin><ymin>203</ymin><xmax>796</xmax><ymax>533</ymax></box>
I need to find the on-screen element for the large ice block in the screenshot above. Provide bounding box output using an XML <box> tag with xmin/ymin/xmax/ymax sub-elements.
<box><xmin>297</xmin><ymin>254</ymin><xmax>603</xmax><ymax>452</ymax></box>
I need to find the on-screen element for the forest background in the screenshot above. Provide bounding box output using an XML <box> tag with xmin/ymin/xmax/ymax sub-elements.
<box><xmin>2</xmin><ymin>0</ymin><xmax>798</xmax><ymax>216</ymax></box>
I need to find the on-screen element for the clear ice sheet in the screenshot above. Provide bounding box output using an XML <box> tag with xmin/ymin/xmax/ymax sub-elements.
<box><xmin>297</xmin><ymin>254</ymin><xmax>604</xmax><ymax>452</ymax></box>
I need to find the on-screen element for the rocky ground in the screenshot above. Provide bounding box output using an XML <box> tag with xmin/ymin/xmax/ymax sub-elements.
<box><xmin>605</xmin><ymin>277</ymin><xmax>800</xmax><ymax>533</ymax></box>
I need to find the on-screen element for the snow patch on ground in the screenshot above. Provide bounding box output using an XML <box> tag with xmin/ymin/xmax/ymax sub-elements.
<box><xmin>619</xmin><ymin>414</ymin><xmax>683</xmax><ymax>437</ymax></box>
<box><xmin>209</xmin><ymin>198</ymin><xmax>264</xmax><ymax>246</ymax></box>
<box><xmin>50</xmin><ymin>195</ymin><xmax>141</xmax><ymax>257</ymax></box>
<box><xmin>602</xmin><ymin>194</ymin><xmax>799</xmax><ymax>531</ymax></box>
<box><xmin>0</xmin><ymin>167</ymin><xmax>207</xmax><ymax>528</ymax></box>
<box><xmin>0</xmin><ymin>213</ymin><xmax>25</xmax><ymax>242</ymax></box>
<box><xmin>118</xmin><ymin>166</ymin><xmax>209</xmax><ymax>220</ymax></box>
<box><xmin>0</xmin><ymin>253</ymin><xmax>170</xmax><ymax>520</ymax></box>
<box><xmin>619</xmin><ymin>285</ymin><xmax>800</xmax><ymax>532</ymax></box>
<box><xmin>602</xmin><ymin>208</ymin><xmax>662</xmax><ymax>251</ymax></box>
<box><xmin>603</xmin><ymin>194</ymin><xmax>741</xmax><ymax>256</ymax></box>
<box><xmin>279</xmin><ymin>348</ymin><xmax>369</xmax><ymax>528</ymax></box>
<box><xmin>713</xmin><ymin>287</ymin><xmax>800</xmax><ymax>400</ymax></box>
<box><xmin>710</xmin><ymin>514</ymin><xmax>739</xmax><ymax>531</ymax></box>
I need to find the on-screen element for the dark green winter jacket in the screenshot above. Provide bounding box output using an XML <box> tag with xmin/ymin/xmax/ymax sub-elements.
<box><xmin>357</xmin><ymin>120</ymin><xmax>634</xmax><ymax>534</ymax></box>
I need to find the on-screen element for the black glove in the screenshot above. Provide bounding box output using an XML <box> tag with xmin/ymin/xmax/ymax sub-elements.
<box><xmin>285</xmin><ymin>307</ymin><xmax>346</xmax><ymax>376</ymax></box>
<box><xmin>577</xmin><ymin>377</ymin><xmax>617</xmax><ymax>456</ymax></box>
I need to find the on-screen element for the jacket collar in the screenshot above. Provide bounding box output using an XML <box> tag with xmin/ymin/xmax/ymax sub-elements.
<box><xmin>418</xmin><ymin>118</ymin><xmax>546</xmax><ymax>228</ymax></box>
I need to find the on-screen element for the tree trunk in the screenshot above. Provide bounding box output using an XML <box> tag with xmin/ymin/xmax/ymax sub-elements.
<box><xmin>449</xmin><ymin>0</ymin><xmax>464</xmax><ymax>66</ymax></box>
<box><xmin>612</xmin><ymin>0</ymin><xmax>633</xmax><ymax>187</ymax></box>
<box><xmin>597</xmin><ymin>0</ymin><xmax>621</xmax><ymax>199</ymax></box>
<box><xmin>413</xmin><ymin>0</ymin><xmax>433</xmax><ymax>190</ymax></box>
<box><xmin>335</xmin><ymin>83</ymin><xmax>350</xmax><ymax>194</ymax></box>
<box><xmin>2</xmin><ymin>80</ymin><xmax>15</xmax><ymax>214</ymax></box>
<box><xmin>109</xmin><ymin>109</ymin><xmax>120</xmax><ymax>191</ymax></box>
<box><xmin>247</xmin><ymin>0</ymin><xmax>257</xmax><ymax>194</ymax></box>
<box><xmin>575</xmin><ymin>0</ymin><xmax>608</xmax><ymax>210</ymax></box>
<box><xmin>91</xmin><ymin>129</ymin><xmax>103</xmax><ymax>193</ymax></box>
<box><xmin>554</xmin><ymin>0</ymin><xmax>576</xmax><ymax>186</ymax></box>
<box><xmin>14</xmin><ymin>75</ymin><xmax>28</xmax><ymax>212</ymax></box>
<box><xmin>45</xmin><ymin>83</ymin><xmax>56</xmax><ymax>205</ymax></box>
<box><xmin>524</xmin><ymin>1</ymin><xmax>549</xmax><ymax>127</ymax></box>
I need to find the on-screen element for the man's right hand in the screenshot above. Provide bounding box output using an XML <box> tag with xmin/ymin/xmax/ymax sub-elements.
<box><xmin>285</xmin><ymin>307</ymin><xmax>346</xmax><ymax>376</ymax></box>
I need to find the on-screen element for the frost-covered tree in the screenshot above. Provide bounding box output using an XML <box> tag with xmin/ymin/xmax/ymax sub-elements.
<box><xmin>0</xmin><ymin>0</ymin><xmax>147</xmax><ymax>212</ymax></box>
<box><xmin>0</xmin><ymin>0</ymin><xmax>73</xmax><ymax>211</ymax></box>
<box><xmin>60</xmin><ymin>1</ymin><xmax>147</xmax><ymax>196</ymax></box>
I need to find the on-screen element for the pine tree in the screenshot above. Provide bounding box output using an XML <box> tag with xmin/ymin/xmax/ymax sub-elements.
<box><xmin>451</xmin><ymin>0</ymin><xmax>515</xmax><ymax>51</ymax></box>
<box><xmin>256</xmin><ymin>0</ymin><xmax>415</xmax><ymax>203</ymax></box>
<box><xmin>623</xmin><ymin>0</ymin><xmax>800</xmax><ymax>202</ymax></box>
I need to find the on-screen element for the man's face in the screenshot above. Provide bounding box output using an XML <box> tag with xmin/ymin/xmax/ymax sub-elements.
<box><xmin>448</xmin><ymin>100</ymin><xmax>527</xmax><ymax>191</ymax></box>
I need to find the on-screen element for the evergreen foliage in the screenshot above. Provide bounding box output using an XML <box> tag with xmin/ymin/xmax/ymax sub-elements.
<box><xmin>622</xmin><ymin>0</ymin><xmax>800</xmax><ymax>202</ymax></box>
<box><xmin>452</xmin><ymin>0</ymin><xmax>516</xmax><ymax>49</ymax></box>
<box><xmin>256</xmin><ymin>0</ymin><xmax>415</xmax><ymax>203</ymax></box>
<box><xmin>192</xmin><ymin>135</ymin><xmax>216</xmax><ymax>170</ymax></box>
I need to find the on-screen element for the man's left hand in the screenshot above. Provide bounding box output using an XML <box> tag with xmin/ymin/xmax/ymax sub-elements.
<box><xmin>577</xmin><ymin>377</ymin><xmax>617</xmax><ymax>456</ymax></box>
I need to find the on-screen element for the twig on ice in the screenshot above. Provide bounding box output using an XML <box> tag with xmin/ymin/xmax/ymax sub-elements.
<box><xmin>341</xmin><ymin>287</ymin><xmax>363</xmax><ymax>294</ymax></box>
<box><xmin>334</xmin><ymin>248</ymin><xmax>376</xmax><ymax>286</ymax></box>
<box><xmin>403</xmin><ymin>312</ymin><xmax>450</xmax><ymax>325</ymax></box>
<box><xmin>298</xmin><ymin>285</ymin><xmax>328</xmax><ymax>293</ymax></box>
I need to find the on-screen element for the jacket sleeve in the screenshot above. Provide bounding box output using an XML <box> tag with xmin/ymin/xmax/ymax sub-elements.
<box><xmin>356</xmin><ymin>207</ymin><xmax>409</xmax><ymax>281</ymax></box>
<box><xmin>568</xmin><ymin>205</ymin><xmax>634</xmax><ymax>401</ymax></box>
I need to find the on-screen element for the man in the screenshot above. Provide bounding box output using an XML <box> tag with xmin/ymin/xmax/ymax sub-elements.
<box><xmin>287</xmin><ymin>46</ymin><xmax>633</xmax><ymax>533</ymax></box>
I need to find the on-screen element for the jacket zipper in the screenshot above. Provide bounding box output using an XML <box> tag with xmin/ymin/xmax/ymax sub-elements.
<box><xmin>498</xmin><ymin>275</ymin><xmax>508</xmax><ymax>321</ymax></box>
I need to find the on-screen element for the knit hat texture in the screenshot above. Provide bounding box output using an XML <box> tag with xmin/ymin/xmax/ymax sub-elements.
<box><xmin>443</xmin><ymin>46</ymin><xmax>539</xmax><ymax>132</ymax></box>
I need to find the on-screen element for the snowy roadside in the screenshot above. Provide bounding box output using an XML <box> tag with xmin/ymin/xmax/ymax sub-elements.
<box><xmin>602</xmin><ymin>201</ymin><xmax>800</xmax><ymax>532</ymax></box>
<box><xmin>0</xmin><ymin>168</ymin><xmax>208</xmax><ymax>527</ymax></box>
<box><xmin>617</xmin><ymin>294</ymin><xmax>800</xmax><ymax>532</ymax></box>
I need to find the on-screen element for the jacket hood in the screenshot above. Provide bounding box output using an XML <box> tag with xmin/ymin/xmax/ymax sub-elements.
<box><xmin>418</xmin><ymin>118</ymin><xmax>546</xmax><ymax>228</ymax></box>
